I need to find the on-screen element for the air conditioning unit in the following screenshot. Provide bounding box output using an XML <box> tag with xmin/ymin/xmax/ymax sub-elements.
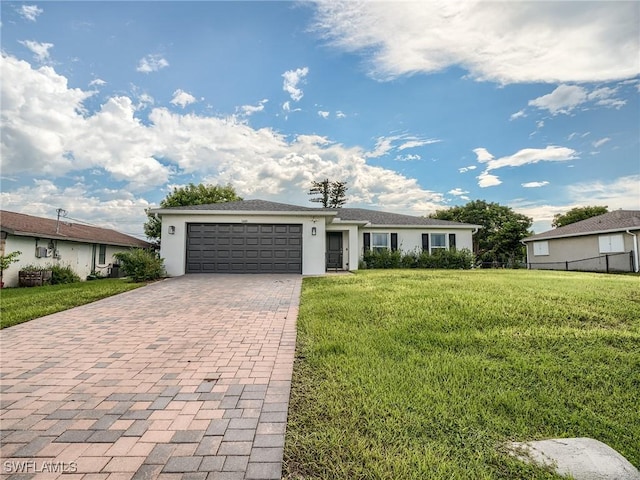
<box><xmin>35</xmin><ymin>246</ymin><xmax>48</xmax><ymax>258</ymax></box>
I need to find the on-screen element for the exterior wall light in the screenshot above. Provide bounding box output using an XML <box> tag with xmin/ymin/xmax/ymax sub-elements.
<box><xmin>168</xmin><ymin>226</ymin><xmax>176</xmax><ymax>235</ymax></box>
<box><xmin>311</xmin><ymin>227</ymin><xmax>317</xmax><ymax>236</ymax></box>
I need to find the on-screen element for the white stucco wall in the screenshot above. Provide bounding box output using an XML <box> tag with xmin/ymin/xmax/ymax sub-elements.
<box><xmin>159</xmin><ymin>213</ymin><xmax>327</xmax><ymax>276</ymax></box>
<box><xmin>1</xmin><ymin>235</ymin><xmax>129</xmax><ymax>287</ymax></box>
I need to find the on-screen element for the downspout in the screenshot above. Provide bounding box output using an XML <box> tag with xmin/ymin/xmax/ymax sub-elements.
<box><xmin>625</xmin><ymin>230</ymin><xmax>639</xmax><ymax>273</ymax></box>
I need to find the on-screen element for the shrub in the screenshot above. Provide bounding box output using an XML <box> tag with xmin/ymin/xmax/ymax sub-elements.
<box><xmin>362</xmin><ymin>249</ymin><xmax>402</xmax><ymax>269</ymax></box>
<box><xmin>113</xmin><ymin>249</ymin><xmax>165</xmax><ymax>282</ymax></box>
<box><xmin>50</xmin><ymin>264</ymin><xmax>81</xmax><ymax>284</ymax></box>
<box><xmin>363</xmin><ymin>248</ymin><xmax>475</xmax><ymax>270</ymax></box>
<box><xmin>19</xmin><ymin>263</ymin><xmax>81</xmax><ymax>284</ymax></box>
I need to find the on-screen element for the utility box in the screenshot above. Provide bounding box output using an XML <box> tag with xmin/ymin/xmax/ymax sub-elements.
<box><xmin>35</xmin><ymin>247</ymin><xmax>49</xmax><ymax>258</ymax></box>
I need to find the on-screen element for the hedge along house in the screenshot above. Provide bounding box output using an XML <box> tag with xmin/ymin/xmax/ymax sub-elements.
<box><xmin>151</xmin><ymin>199</ymin><xmax>480</xmax><ymax>276</ymax></box>
<box><xmin>0</xmin><ymin>210</ymin><xmax>151</xmax><ymax>287</ymax></box>
<box><xmin>522</xmin><ymin>210</ymin><xmax>640</xmax><ymax>273</ymax></box>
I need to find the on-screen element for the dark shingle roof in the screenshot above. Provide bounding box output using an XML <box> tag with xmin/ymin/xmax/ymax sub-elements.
<box><xmin>333</xmin><ymin>208</ymin><xmax>479</xmax><ymax>227</ymax></box>
<box><xmin>157</xmin><ymin>199</ymin><xmax>479</xmax><ymax>228</ymax></box>
<box><xmin>0</xmin><ymin>210</ymin><xmax>150</xmax><ymax>247</ymax></box>
<box><xmin>524</xmin><ymin>210</ymin><xmax>640</xmax><ymax>241</ymax></box>
<box><xmin>161</xmin><ymin>199</ymin><xmax>324</xmax><ymax>213</ymax></box>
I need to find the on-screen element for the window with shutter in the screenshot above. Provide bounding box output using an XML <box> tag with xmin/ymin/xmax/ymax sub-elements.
<box><xmin>448</xmin><ymin>233</ymin><xmax>456</xmax><ymax>250</ymax></box>
<box><xmin>422</xmin><ymin>234</ymin><xmax>429</xmax><ymax>252</ymax></box>
<box><xmin>391</xmin><ymin>233</ymin><xmax>398</xmax><ymax>252</ymax></box>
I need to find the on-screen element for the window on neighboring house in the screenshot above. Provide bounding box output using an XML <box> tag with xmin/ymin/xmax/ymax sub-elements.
<box><xmin>533</xmin><ymin>241</ymin><xmax>549</xmax><ymax>256</ymax></box>
<box><xmin>448</xmin><ymin>233</ymin><xmax>456</xmax><ymax>250</ymax></box>
<box><xmin>431</xmin><ymin>233</ymin><xmax>446</xmax><ymax>251</ymax></box>
<box><xmin>599</xmin><ymin>234</ymin><xmax>624</xmax><ymax>253</ymax></box>
<box><xmin>98</xmin><ymin>244</ymin><xmax>107</xmax><ymax>264</ymax></box>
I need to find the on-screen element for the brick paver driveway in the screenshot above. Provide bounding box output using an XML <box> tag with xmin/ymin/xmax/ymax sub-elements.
<box><xmin>0</xmin><ymin>274</ymin><xmax>302</xmax><ymax>479</ymax></box>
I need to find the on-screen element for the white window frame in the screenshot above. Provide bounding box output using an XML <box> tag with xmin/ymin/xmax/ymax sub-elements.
<box><xmin>533</xmin><ymin>241</ymin><xmax>549</xmax><ymax>256</ymax></box>
<box><xmin>371</xmin><ymin>233</ymin><xmax>389</xmax><ymax>253</ymax></box>
<box><xmin>599</xmin><ymin>234</ymin><xmax>624</xmax><ymax>253</ymax></box>
<box><xmin>430</xmin><ymin>233</ymin><xmax>446</xmax><ymax>252</ymax></box>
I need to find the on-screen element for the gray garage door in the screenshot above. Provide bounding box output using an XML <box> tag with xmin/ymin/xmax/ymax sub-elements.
<box><xmin>186</xmin><ymin>223</ymin><xmax>302</xmax><ymax>273</ymax></box>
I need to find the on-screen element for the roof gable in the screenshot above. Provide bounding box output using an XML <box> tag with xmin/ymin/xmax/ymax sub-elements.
<box><xmin>0</xmin><ymin>210</ymin><xmax>150</xmax><ymax>247</ymax></box>
<box><xmin>524</xmin><ymin>210</ymin><xmax>640</xmax><ymax>241</ymax></box>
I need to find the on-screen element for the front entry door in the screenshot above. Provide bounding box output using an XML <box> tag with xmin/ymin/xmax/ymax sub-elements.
<box><xmin>326</xmin><ymin>232</ymin><xmax>343</xmax><ymax>270</ymax></box>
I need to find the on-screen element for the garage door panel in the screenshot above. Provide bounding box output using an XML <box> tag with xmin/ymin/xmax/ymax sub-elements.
<box><xmin>186</xmin><ymin>223</ymin><xmax>302</xmax><ymax>273</ymax></box>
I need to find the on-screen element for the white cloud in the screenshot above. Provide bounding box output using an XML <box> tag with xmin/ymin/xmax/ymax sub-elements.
<box><xmin>528</xmin><ymin>85</ymin><xmax>587</xmax><ymax>115</ymax></box>
<box><xmin>448</xmin><ymin>188</ymin><xmax>469</xmax><ymax>196</ymax></box>
<box><xmin>19</xmin><ymin>40</ymin><xmax>53</xmax><ymax>63</ymax></box>
<box><xmin>312</xmin><ymin>1</ymin><xmax>639</xmax><ymax>84</ymax></box>
<box><xmin>282</xmin><ymin>67</ymin><xmax>309</xmax><ymax>102</ymax></box>
<box><xmin>472</xmin><ymin>147</ymin><xmax>494</xmax><ymax>163</ymax></box>
<box><xmin>536</xmin><ymin>120</ymin><xmax>544</xmax><ymax>129</ymax></box>
<box><xmin>510</xmin><ymin>109</ymin><xmax>526</xmax><ymax>121</ymax></box>
<box><xmin>474</xmin><ymin>146</ymin><xmax>577</xmax><ymax>188</ymax></box>
<box><xmin>522</xmin><ymin>181</ymin><xmax>549</xmax><ymax>188</ymax></box>
<box><xmin>1</xmin><ymin>53</ymin><xmax>448</xmax><ymax>220</ymax></box>
<box><xmin>17</xmin><ymin>4</ymin><xmax>43</xmax><ymax>21</ymax></box>
<box><xmin>366</xmin><ymin>134</ymin><xmax>439</xmax><ymax>158</ymax></box>
<box><xmin>170</xmin><ymin>89</ymin><xmax>197</xmax><ymax>108</ymax></box>
<box><xmin>239</xmin><ymin>99</ymin><xmax>268</xmax><ymax>116</ymax></box>
<box><xmin>0</xmin><ymin>180</ymin><xmax>150</xmax><ymax>238</ymax></box>
<box><xmin>336</xmin><ymin>111</ymin><xmax>346</xmax><ymax>118</ymax></box>
<box><xmin>514</xmin><ymin>175</ymin><xmax>640</xmax><ymax>233</ymax></box>
<box><xmin>477</xmin><ymin>171</ymin><xmax>502</xmax><ymax>188</ymax></box>
<box><xmin>89</xmin><ymin>78</ymin><xmax>106</xmax><ymax>87</ymax></box>
<box><xmin>528</xmin><ymin>84</ymin><xmax>627</xmax><ymax>115</ymax></box>
<box><xmin>136</xmin><ymin>54</ymin><xmax>169</xmax><ymax>73</ymax></box>
<box><xmin>318</xmin><ymin>110</ymin><xmax>330</xmax><ymax>119</ymax></box>
<box><xmin>567</xmin><ymin>175</ymin><xmax>640</xmax><ymax>210</ymax></box>
<box><xmin>592</xmin><ymin>137</ymin><xmax>611</xmax><ymax>149</ymax></box>
<box><xmin>458</xmin><ymin>165</ymin><xmax>477</xmax><ymax>173</ymax></box>
<box><xmin>398</xmin><ymin>138</ymin><xmax>440</xmax><ymax>150</ymax></box>
<box><xmin>477</xmin><ymin>146</ymin><xmax>577</xmax><ymax>171</ymax></box>
<box><xmin>395</xmin><ymin>154</ymin><xmax>421</xmax><ymax>162</ymax></box>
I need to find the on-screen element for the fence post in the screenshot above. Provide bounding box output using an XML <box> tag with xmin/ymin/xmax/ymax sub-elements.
<box><xmin>565</xmin><ymin>261</ymin><xmax>568</xmax><ymax>271</ymax></box>
<box><xmin>605</xmin><ymin>254</ymin><xmax>609</xmax><ymax>273</ymax></box>
<box><xmin>631</xmin><ymin>251</ymin><xmax>635</xmax><ymax>273</ymax></box>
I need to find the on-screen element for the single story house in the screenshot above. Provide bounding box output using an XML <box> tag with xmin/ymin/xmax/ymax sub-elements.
<box><xmin>522</xmin><ymin>210</ymin><xmax>640</xmax><ymax>273</ymax></box>
<box><xmin>0</xmin><ymin>210</ymin><xmax>150</xmax><ymax>287</ymax></box>
<box><xmin>151</xmin><ymin>199</ymin><xmax>481</xmax><ymax>276</ymax></box>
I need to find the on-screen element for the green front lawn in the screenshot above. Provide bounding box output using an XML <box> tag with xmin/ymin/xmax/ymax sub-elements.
<box><xmin>285</xmin><ymin>270</ymin><xmax>640</xmax><ymax>479</ymax></box>
<box><xmin>0</xmin><ymin>279</ymin><xmax>146</xmax><ymax>329</ymax></box>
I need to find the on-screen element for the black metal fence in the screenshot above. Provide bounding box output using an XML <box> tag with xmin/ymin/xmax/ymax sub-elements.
<box><xmin>528</xmin><ymin>251</ymin><xmax>635</xmax><ymax>273</ymax></box>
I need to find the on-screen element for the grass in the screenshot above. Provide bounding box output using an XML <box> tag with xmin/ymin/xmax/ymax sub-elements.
<box><xmin>284</xmin><ymin>269</ymin><xmax>640</xmax><ymax>479</ymax></box>
<box><xmin>0</xmin><ymin>279</ymin><xmax>147</xmax><ymax>329</ymax></box>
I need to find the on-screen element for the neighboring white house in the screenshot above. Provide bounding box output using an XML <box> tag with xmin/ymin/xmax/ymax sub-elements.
<box><xmin>151</xmin><ymin>199</ymin><xmax>480</xmax><ymax>276</ymax></box>
<box><xmin>0</xmin><ymin>210</ymin><xmax>150</xmax><ymax>287</ymax></box>
<box><xmin>522</xmin><ymin>210</ymin><xmax>640</xmax><ymax>273</ymax></box>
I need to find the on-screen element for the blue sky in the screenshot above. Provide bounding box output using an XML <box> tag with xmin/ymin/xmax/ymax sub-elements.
<box><xmin>1</xmin><ymin>1</ymin><xmax>639</xmax><ymax>237</ymax></box>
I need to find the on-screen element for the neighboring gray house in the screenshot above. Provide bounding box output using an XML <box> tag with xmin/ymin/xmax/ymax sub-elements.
<box><xmin>522</xmin><ymin>210</ymin><xmax>640</xmax><ymax>273</ymax></box>
<box><xmin>151</xmin><ymin>199</ymin><xmax>480</xmax><ymax>276</ymax></box>
<box><xmin>0</xmin><ymin>210</ymin><xmax>150</xmax><ymax>287</ymax></box>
